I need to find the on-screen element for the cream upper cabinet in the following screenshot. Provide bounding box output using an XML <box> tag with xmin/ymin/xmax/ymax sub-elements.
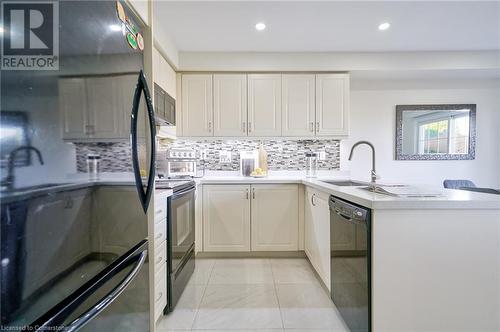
<box><xmin>315</xmin><ymin>74</ymin><xmax>350</xmax><ymax>136</ymax></box>
<box><xmin>154</xmin><ymin>47</ymin><xmax>177</xmax><ymax>99</ymax></box>
<box><xmin>282</xmin><ymin>74</ymin><xmax>316</xmax><ymax>137</ymax></box>
<box><xmin>203</xmin><ymin>185</ymin><xmax>251</xmax><ymax>252</ymax></box>
<box><xmin>59</xmin><ymin>75</ymin><xmax>133</xmax><ymax>141</ymax></box>
<box><xmin>251</xmin><ymin>184</ymin><xmax>299</xmax><ymax>251</ymax></box>
<box><xmin>181</xmin><ymin>74</ymin><xmax>213</xmax><ymax>137</ymax></box>
<box><xmin>86</xmin><ymin>76</ymin><xmax>122</xmax><ymax>139</ymax></box>
<box><xmin>247</xmin><ymin>74</ymin><xmax>282</xmax><ymax>136</ymax></box>
<box><xmin>305</xmin><ymin>187</ymin><xmax>331</xmax><ymax>289</ymax></box>
<box><xmin>213</xmin><ymin>74</ymin><xmax>247</xmax><ymax>136</ymax></box>
<box><xmin>59</xmin><ymin>78</ymin><xmax>88</xmax><ymax>139</ymax></box>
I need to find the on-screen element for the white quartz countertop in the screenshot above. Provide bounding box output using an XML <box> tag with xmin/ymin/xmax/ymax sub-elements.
<box><xmin>197</xmin><ymin>173</ymin><xmax>500</xmax><ymax>210</ymax></box>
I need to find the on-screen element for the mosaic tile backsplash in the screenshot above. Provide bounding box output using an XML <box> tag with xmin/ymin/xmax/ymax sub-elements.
<box><xmin>75</xmin><ymin>139</ymin><xmax>340</xmax><ymax>172</ymax></box>
<box><xmin>161</xmin><ymin>139</ymin><xmax>340</xmax><ymax>171</ymax></box>
<box><xmin>75</xmin><ymin>142</ymin><xmax>133</xmax><ymax>172</ymax></box>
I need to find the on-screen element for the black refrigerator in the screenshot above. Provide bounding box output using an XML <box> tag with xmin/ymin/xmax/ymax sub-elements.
<box><xmin>1</xmin><ymin>1</ymin><xmax>156</xmax><ymax>331</ymax></box>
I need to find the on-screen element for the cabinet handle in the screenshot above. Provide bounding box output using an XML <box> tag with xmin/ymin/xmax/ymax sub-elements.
<box><xmin>252</xmin><ymin>188</ymin><xmax>255</xmax><ymax>199</ymax></box>
<box><xmin>155</xmin><ymin>233</ymin><xmax>162</xmax><ymax>240</ymax></box>
<box><xmin>311</xmin><ymin>193</ymin><xmax>316</xmax><ymax>206</ymax></box>
<box><xmin>156</xmin><ymin>292</ymin><xmax>163</xmax><ymax>302</ymax></box>
<box><xmin>156</xmin><ymin>256</ymin><xmax>163</xmax><ymax>264</ymax></box>
<box><xmin>248</xmin><ymin>122</ymin><xmax>252</xmax><ymax>133</ymax></box>
<box><xmin>208</xmin><ymin>121</ymin><xmax>212</xmax><ymax>132</ymax></box>
<box><xmin>242</xmin><ymin>122</ymin><xmax>246</xmax><ymax>133</ymax></box>
<box><xmin>316</xmin><ymin>122</ymin><xmax>319</xmax><ymax>132</ymax></box>
<box><xmin>155</xmin><ymin>209</ymin><xmax>163</xmax><ymax>215</ymax></box>
<box><xmin>245</xmin><ymin>188</ymin><xmax>249</xmax><ymax>199</ymax></box>
<box><xmin>310</xmin><ymin>122</ymin><xmax>314</xmax><ymax>132</ymax></box>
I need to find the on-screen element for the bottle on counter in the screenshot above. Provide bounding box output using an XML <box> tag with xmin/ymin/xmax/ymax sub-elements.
<box><xmin>258</xmin><ymin>143</ymin><xmax>268</xmax><ymax>175</ymax></box>
<box><xmin>305</xmin><ymin>152</ymin><xmax>318</xmax><ymax>178</ymax></box>
<box><xmin>87</xmin><ymin>154</ymin><xmax>101</xmax><ymax>180</ymax></box>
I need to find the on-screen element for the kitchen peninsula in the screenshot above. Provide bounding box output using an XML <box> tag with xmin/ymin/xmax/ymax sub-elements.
<box><xmin>195</xmin><ymin>173</ymin><xmax>500</xmax><ymax>332</ymax></box>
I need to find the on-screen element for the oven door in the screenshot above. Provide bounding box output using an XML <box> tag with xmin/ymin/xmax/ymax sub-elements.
<box><xmin>167</xmin><ymin>186</ymin><xmax>195</xmax><ymax>275</ymax></box>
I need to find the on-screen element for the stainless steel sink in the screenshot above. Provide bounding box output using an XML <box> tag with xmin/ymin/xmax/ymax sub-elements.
<box><xmin>321</xmin><ymin>180</ymin><xmax>367</xmax><ymax>187</ymax></box>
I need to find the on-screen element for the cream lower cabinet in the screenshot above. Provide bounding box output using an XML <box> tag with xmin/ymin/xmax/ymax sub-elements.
<box><xmin>203</xmin><ymin>185</ymin><xmax>251</xmax><ymax>251</ymax></box>
<box><xmin>251</xmin><ymin>184</ymin><xmax>299</xmax><ymax>251</ymax></box>
<box><xmin>305</xmin><ymin>187</ymin><xmax>331</xmax><ymax>289</ymax></box>
<box><xmin>202</xmin><ymin>184</ymin><xmax>299</xmax><ymax>252</ymax></box>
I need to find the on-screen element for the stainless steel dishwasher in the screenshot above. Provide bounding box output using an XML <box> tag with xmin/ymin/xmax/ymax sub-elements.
<box><xmin>329</xmin><ymin>196</ymin><xmax>371</xmax><ymax>332</ymax></box>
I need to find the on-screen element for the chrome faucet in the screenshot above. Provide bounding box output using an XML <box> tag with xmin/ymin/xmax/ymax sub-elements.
<box><xmin>348</xmin><ymin>141</ymin><xmax>378</xmax><ymax>187</ymax></box>
<box><xmin>1</xmin><ymin>146</ymin><xmax>44</xmax><ymax>191</ymax></box>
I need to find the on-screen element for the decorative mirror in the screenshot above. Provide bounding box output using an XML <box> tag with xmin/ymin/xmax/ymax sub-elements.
<box><xmin>395</xmin><ymin>104</ymin><xmax>476</xmax><ymax>160</ymax></box>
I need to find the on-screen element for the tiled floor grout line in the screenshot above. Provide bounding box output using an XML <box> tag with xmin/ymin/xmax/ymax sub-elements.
<box><xmin>189</xmin><ymin>259</ymin><xmax>216</xmax><ymax>330</ymax></box>
<box><xmin>269</xmin><ymin>259</ymin><xmax>286</xmax><ymax>331</ymax></box>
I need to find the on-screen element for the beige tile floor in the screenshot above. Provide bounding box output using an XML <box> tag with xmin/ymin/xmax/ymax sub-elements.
<box><xmin>156</xmin><ymin>258</ymin><xmax>350</xmax><ymax>332</ymax></box>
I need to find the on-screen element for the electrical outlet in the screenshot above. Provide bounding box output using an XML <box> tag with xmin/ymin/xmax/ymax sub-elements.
<box><xmin>219</xmin><ymin>150</ymin><xmax>232</xmax><ymax>163</ymax></box>
<box><xmin>199</xmin><ymin>149</ymin><xmax>207</xmax><ymax>160</ymax></box>
<box><xmin>316</xmin><ymin>150</ymin><xmax>326</xmax><ymax>161</ymax></box>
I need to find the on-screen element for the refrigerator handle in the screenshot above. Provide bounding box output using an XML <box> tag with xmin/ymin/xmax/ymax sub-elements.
<box><xmin>131</xmin><ymin>70</ymin><xmax>157</xmax><ymax>213</ymax></box>
<box><xmin>63</xmin><ymin>249</ymin><xmax>147</xmax><ymax>332</ymax></box>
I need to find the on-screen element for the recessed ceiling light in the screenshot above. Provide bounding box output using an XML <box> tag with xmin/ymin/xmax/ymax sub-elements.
<box><xmin>0</xmin><ymin>26</ymin><xmax>4</xmax><ymax>34</ymax></box>
<box><xmin>378</xmin><ymin>22</ymin><xmax>390</xmax><ymax>31</ymax></box>
<box><xmin>109</xmin><ymin>24</ymin><xmax>122</xmax><ymax>32</ymax></box>
<box><xmin>255</xmin><ymin>22</ymin><xmax>266</xmax><ymax>31</ymax></box>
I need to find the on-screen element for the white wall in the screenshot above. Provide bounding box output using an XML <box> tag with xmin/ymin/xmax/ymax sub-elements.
<box><xmin>341</xmin><ymin>82</ymin><xmax>500</xmax><ymax>188</ymax></box>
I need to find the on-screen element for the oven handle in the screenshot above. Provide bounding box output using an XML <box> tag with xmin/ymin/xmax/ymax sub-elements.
<box><xmin>171</xmin><ymin>186</ymin><xmax>196</xmax><ymax>200</ymax></box>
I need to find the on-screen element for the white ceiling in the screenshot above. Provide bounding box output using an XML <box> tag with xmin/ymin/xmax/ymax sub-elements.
<box><xmin>154</xmin><ymin>1</ymin><xmax>500</xmax><ymax>52</ymax></box>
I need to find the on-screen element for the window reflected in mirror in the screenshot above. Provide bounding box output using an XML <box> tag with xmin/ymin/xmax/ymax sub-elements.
<box><xmin>396</xmin><ymin>104</ymin><xmax>476</xmax><ymax>160</ymax></box>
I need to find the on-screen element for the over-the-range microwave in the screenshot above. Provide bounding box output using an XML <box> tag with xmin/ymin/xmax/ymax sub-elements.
<box><xmin>154</xmin><ymin>83</ymin><xmax>176</xmax><ymax>126</ymax></box>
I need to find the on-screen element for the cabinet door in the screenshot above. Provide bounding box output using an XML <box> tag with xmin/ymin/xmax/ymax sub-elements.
<box><xmin>203</xmin><ymin>185</ymin><xmax>251</xmax><ymax>252</ymax></box>
<box><xmin>304</xmin><ymin>188</ymin><xmax>315</xmax><ymax>262</ymax></box>
<box><xmin>247</xmin><ymin>74</ymin><xmax>281</xmax><ymax>136</ymax></box>
<box><xmin>213</xmin><ymin>74</ymin><xmax>247</xmax><ymax>136</ymax></box>
<box><xmin>181</xmin><ymin>74</ymin><xmax>213</xmax><ymax>136</ymax></box>
<box><xmin>315</xmin><ymin>74</ymin><xmax>349</xmax><ymax>136</ymax></box>
<box><xmin>59</xmin><ymin>78</ymin><xmax>88</xmax><ymax>140</ymax></box>
<box><xmin>116</xmin><ymin>74</ymin><xmax>137</xmax><ymax>139</ymax></box>
<box><xmin>312</xmin><ymin>191</ymin><xmax>331</xmax><ymax>288</ymax></box>
<box><xmin>251</xmin><ymin>184</ymin><xmax>299</xmax><ymax>251</ymax></box>
<box><xmin>214</xmin><ymin>74</ymin><xmax>247</xmax><ymax>136</ymax></box>
<box><xmin>161</xmin><ymin>56</ymin><xmax>177</xmax><ymax>99</ymax></box>
<box><xmin>282</xmin><ymin>74</ymin><xmax>315</xmax><ymax>136</ymax></box>
<box><xmin>86</xmin><ymin>76</ymin><xmax>121</xmax><ymax>139</ymax></box>
<box><xmin>305</xmin><ymin>188</ymin><xmax>331</xmax><ymax>289</ymax></box>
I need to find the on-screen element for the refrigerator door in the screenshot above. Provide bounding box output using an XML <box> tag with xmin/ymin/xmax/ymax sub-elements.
<box><xmin>0</xmin><ymin>1</ymin><xmax>151</xmax><ymax>330</ymax></box>
<box><xmin>131</xmin><ymin>70</ymin><xmax>156</xmax><ymax>213</ymax></box>
<box><xmin>32</xmin><ymin>241</ymin><xmax>149</xmax><ymax>332</ymax></box>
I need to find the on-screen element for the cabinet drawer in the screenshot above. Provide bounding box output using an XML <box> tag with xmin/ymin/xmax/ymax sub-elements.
<box><xmin>154</xmin><ymin>263</ymin><xmax>167</xmax><ymax>321</ymax></box>
<box><xmin>153</xmin><ymin>241</ymin><xmax>167</xmax><ymax>274</ymax></box>
<box><xmin>153</xmin><ymin>218</ymin><xmax>167</xmax><ymax>248</ymax></box>
<box><xmin>154</xmin><ymin>197</ymin><xmax>168</xmax><ymax>223</ymax></box>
